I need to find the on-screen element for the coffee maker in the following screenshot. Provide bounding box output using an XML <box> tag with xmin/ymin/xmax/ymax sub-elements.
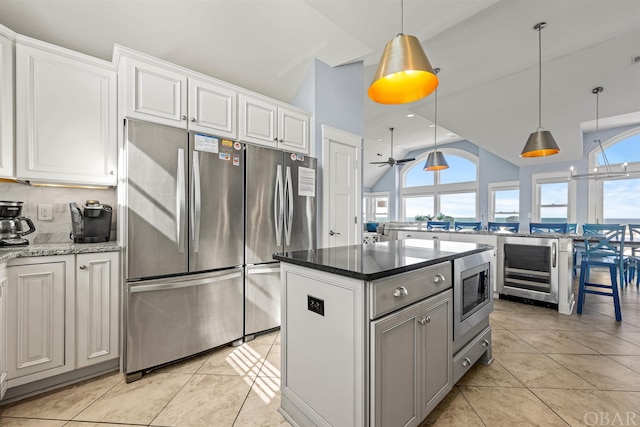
<box><xmin>69</xmin><ymin>200</ymin><xmax>112</xmax><ymax>243</ymax></box>
<box><xmin>0</xmin><ymin>200</ymin><xmax>36</xmax><ymax>246</ymax></box>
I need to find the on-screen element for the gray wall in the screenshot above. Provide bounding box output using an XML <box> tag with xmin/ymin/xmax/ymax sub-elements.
<box><xmin>293</xmin><ymin>58</ymin><xmax>364</xmax><ymax>240</ymax></box>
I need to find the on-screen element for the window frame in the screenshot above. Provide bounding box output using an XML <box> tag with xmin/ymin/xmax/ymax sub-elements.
<box><xmin>363</xmin><ymin>191</ymin><xmax>390</xmax><ymax>222</ymax></box>
<box><xmin>589</xmin><ymin>126</ymin><xmax>640</xmax><ymax>223</ymax></box>
<box><xmin>400</xmin><ymin>148</ymin><xmax>479</xmax><ymax>221</ymax></box>
<box><xmin>532</xmin><ymin>172</ymin><xmax>576</xmax><ymax>223</ymax></box>
<box><xmin>488</xmin><ymin>180</ymin><xmax>520</xmax><ymax>222</ymax></box>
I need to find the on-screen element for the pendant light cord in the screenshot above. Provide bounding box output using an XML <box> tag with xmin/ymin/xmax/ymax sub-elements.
<box><xmin>537</xmin><ymin>23</ymin><xmax>543</xmax><ymax>130</ymax></box>
<box><xmin>401</xmin><ymin>0</ymin><xmax>404</xmax><ymax>35</ymax></box>
<box><xmin>433</xmin><ymin>68</ymin><xmax>440</xmax><ymax>151</ymax></box>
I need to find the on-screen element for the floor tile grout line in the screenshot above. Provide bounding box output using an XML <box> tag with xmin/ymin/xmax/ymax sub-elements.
<box><xmin>146</xmin><ymin>370</ymin><xmax>197</xmax><ymax>427</ymax></box>
<box><xmin>453</xmin><ymin>385</ymin><xmax>488</xmax><ymax>427</ymax></box>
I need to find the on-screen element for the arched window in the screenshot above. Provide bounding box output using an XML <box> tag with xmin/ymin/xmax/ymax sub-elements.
<box><xmin>401</xmin><ymin>149</ymin><xmax>479</xmax><ymax>222</ymax></box>
<box><xmin>591</xmin><ymin>127</ymin><xmax>640</xmax><ymax>225</ymax></box>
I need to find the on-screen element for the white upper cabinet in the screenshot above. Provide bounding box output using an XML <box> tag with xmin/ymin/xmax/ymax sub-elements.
<box><xmin>120</xmin><ymin>51</ymin><xmax>237</xmax><ymax>139</ymax></box>
<box><xmin>188</xmin><ymin>76</ymin><xmax>236</xmax><ymax>139</ymax></box>
<box><xmin>122</xmin><ymin>56</ymin><xmax>187</xmax><ymax>128</ymax></box>
<box><xmin>0</xmin><ymin>266</ymin><xmax>7</xmax><ymax>400</ymax></box>
<box><xmin>239</xmin><ymin>93</ymin><xmax>310</xmax><ymax>154</ymax></box>
<box><xmin>15</xmin><ymin>39</ymin><xmax>117</xmax><ymax>186</ymax></box>
<box><xmin>0</xmin><ymin>29</ymin><xmax>15</xmax><ymax>179</ymax></box>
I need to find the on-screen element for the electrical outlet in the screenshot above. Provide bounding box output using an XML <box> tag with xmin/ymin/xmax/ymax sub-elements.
<box><xmin>38</xmin><ymin>204</ymin><xmax>53</xmax><ymax>221</ymax></box>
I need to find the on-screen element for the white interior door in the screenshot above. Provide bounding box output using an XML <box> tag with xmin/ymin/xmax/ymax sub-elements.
<box><xmin>322</xmin><ymin>125</ymin><xmax>361</xmax><ymax>249</ymax></box>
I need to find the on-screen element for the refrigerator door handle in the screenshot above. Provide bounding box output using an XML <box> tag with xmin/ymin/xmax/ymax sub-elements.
<box><xmin>284</xmin><ymin>166</ymin><xmax>294</xmax><ymax>246</ymax></box>
<box><xmin>274</xmin><ymin>164</ymin><xmax>283</xmax><ymax>246</ymax></box>
<box><xmin>129</xmin><ymin>271</ymin><xmax>242</xmax><ymax>293</ymax></box>
<box><xmin>192</xmin><ymin>151</ymin><xmax>202</xmax><ymax>252</ymax></box>
<box><xmin>176</xmin><ymin>148</ymin><xmax>186</xmax><ymax>253</ymax></box>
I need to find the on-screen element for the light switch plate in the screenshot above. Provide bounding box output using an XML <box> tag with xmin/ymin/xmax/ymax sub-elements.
<box><xmin>38</xmin><ymin>204</ymin><xmax>53</xmax><ymax>221</ymax></box>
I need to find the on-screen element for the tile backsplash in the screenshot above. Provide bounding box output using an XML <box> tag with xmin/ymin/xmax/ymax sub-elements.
<box><xmin>0</xmin><ymin>182</ymin><xmax>117</xmax><ymax>244</ymax></box>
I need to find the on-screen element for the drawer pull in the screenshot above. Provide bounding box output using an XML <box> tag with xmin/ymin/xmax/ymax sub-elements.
<box><xmin>418</xmin><ymin>315</ymin><xmax>430</xmax><ymax>325</ymax></box>
<box><xmin>393</xmin><ymin>286</ymin><xmax>408</xmax><ymax>298</ymax></box>
<box><xmin>482</xmin><ymin>339</ymin><xmax>489</xmax><ymax>347</ymax></box>
<box><xmin>462</xmin><ymin>357</ymin><xmax>471</xmax><ymax>367</ymax></box>
<box><xmin>433</xmin><ymin>273</ymin><xmax>446</xmax><ymax>283</ymax></box>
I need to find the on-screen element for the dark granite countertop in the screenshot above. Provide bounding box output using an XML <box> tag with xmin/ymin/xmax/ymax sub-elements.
<box><xmin>273</xmin><ymin>239</ymin><xmax>492</xmax><ymax>281</ymax></box>
<box><xmin>0</xmin><ymin>241</ymin><xmax>120</xmax><ymax>263</ymax></box>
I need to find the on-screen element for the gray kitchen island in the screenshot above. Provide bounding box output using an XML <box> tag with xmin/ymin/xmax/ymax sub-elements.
<box><xmin>274</xmin><ymin>239</ymin><xmax>495</xmax><ymax>427</ymax></box>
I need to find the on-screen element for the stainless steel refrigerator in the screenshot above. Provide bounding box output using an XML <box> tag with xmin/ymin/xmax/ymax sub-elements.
<box><xmin>244</xmin><ymin>145</ymin><xmax>317</xmax><ymax>338</ymax></box>
<box><xmin>124</xmin><ymin>120</ymin><xmax>245</xmax><ymax>380</ymax></box>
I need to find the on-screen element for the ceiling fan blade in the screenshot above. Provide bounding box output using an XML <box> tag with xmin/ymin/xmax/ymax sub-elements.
<box><xmin>396</xmin><ymin>158</ymin><xmax>416</xmax><ymax>164</ymax></box>
<box><xmin>370</xmin><ymin>161</ymin><xmax>388</xmax><ymax>165</ymax></box>
<box><xmin>379</xmin><ymin>164</ymin><xmax>389</xmax><ymax>167</ymax></box>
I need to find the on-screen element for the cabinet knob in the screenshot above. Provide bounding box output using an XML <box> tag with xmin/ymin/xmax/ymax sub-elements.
<box><xmin>482</xmin><ymin>339</ymin><xmax>489</xmax><ymax>347</ymax></box>
<box><xmin>274</xmin><ymin>137</ymin><xmax>278</xmax><ymax>141</ymax></box>
<box><xmin>433</xmin><ymin>273</ymin><xmax>446</xmax><ymax>283</ymax></box>
<box><xmin>418</xmin><ymin>316</ymin><xmax>427</xmax><ymax>325</ymax></box>
<box><xmin>79</xmin><ymin>265</ymin><xmax>87</xmax><ymax>270</ymax></box>
<box><xmin>279</xmin><ymin>138</ymin><xmax>284</xmax><ymax>143</ymax></box>
<box><xmin>191</xmin><ymin>118</ymin><xmax>196</xmax><ymax>122</ymax></box>
<box><xmin>109</xmin><ymin>170</ymin><xmax>115</xmax><ymax>175</ymax></box>
<box><xmin>181</xmin><ymin>115</ymin><xmax>187</xmax><ymax>120</ymax></box>
<box><xmin>393</xmin><ymin>286</ymin><xmax>408</xmax><ymax>298</ymax></box>
<box><xmin>462</xmin><ymin>357</ymin><xmax>471</xmax><ymax>367</ymax></box>
<box><xmin>406</xmin><ymin>234</ymin><xmax>412</xmax><ymax>238</ymax></box>
<box><xmin>425</xmin><ymin>316</ymin><xmax>431</xmax><ymax>324</ymax></box>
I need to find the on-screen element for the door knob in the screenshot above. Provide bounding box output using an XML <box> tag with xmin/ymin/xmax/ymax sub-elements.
<box><xmin>329</xmin><ymin>230</ymin><xmax>341</xmax><ymax>236</ymax></box>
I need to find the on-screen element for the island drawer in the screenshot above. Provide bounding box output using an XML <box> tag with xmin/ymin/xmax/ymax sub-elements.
<box><xmin>369</xmin><ymin>261</ymin><xmax>451</xmax><ymax>319</ymax></box>
<box><xmin>453</xmin><ymin>326</ymin><xmax>492</xmax><ymax>384</ymax></box>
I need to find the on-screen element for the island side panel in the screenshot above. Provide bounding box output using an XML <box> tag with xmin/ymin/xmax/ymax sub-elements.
<box><xmin>280</xmin><ymin>263</ymin><xmax>367</xmax><ymax>427</ymax></box>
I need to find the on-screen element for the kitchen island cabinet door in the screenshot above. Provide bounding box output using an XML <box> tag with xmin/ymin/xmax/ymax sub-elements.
<box><xmin>0</xmin><ymin>31</ymin><xmax>14</xmax><ymax>179</ymax></box>
<box><xmin>15</xmin><ymin>42</ymin><xmax>117</xmax><ymax>186</ymax></box>
<box><xmin>76</xmin><ymin>252</ymin><xmax>119</xmax><ymax>369</ymax></box>
<box><xmin>6</xmin><ymin>256</ymin><xmax>74</xmax><ymax>386</ymax></box>
<box><xmin>371</xmin><ymin>303</ymin><xmax>422</xmax><ymax>427</ymax></box>
<box><xmin>420</xmin><ymin>289</ymin><xmax>452</xmax><ymax>416</ymax></box>
<box><xmin>0</xmin><ymin>265</ymin><xmax>7</xmax><ymax>400</ymax></box>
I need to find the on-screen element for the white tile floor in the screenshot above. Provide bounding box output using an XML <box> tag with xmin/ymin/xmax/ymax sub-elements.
<box><xmin>1</xmin><ymin>272</ymin><xmax>639</xmax><ymax>426</ymax></box>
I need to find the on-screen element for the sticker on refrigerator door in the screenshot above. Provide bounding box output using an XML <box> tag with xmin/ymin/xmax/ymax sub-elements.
<box><xmin>296</xmin><ymin>154</ymin><xmax>305</xmax><ymax>161</ymax></box>
<box><xmin>298</xmin><ymin>166</ymin><xmax>315</xmax><ymax>197</ymax></box>
<box><xmin>233</xmin><ymin>154</ymin><xmax>240</xmax><ymax>166</ymax></box>
<box><xmin>219</xmin><ymin>153</ymin><xmax>231</xmax><ymax>161</ymax></box>
<box><xmin>194</xmin><ymin>134</ymin><xmax>219</xmax><ymax>153</ymax></box>
<box><xmin>221</xmin><ymin>139</ymin><xmax>233</xmax><ymax>147</ymax></box>
<box><xmin>233</xmin><ymin>142</ymin><xmax>242</xmax><ymax>151</ymax></box>
<box><xmin>290</xmin><ymin>153</ymin><xmax>297</xmax><ymax>161</ymax></box>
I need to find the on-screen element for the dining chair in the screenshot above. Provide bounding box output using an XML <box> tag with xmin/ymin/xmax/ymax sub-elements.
<box><xmin>454</xmin><ymin>221</ymin><xmax>481</xmax><ymax>231</ymax></box>
<box><xmin>626</xmin><ymin>224</ymin><xmax>640</xmax><ymax>286</ymax></box>
<box><xmin>578</xmin><ymin>224</ymin><xmax>627</xmax><ymax>321</ymax></box>
<box><xmin>427</xmin><ymin>221</ymin><xmax>451</xmax><ymax>230</ymax></box>
<box><xmin>487</xmin><ymin>222</ymin><xmax>519</xmax><ymax>232</ymax></box>
<box><xmin>529</xmin><ymin>222</ymin><xmax>568</xmax><ymax>234</ymax></box>
<box><xmin>568</xmin><ymin>223</ymin><xmax>581</xmax><ymax>277</ymax></box>
<box><xmin>567</xmin><ymin>223</ymin><xmax>578</xmax><ymax>233</ymax></box>
<box><xmin>581</xmin><ymin>224</ymin><xmax>628</xmax><ymax>289</ymax></box>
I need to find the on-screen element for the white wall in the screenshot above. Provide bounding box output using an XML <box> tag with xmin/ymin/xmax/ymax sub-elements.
<box><xmin>0</xmin><ymin>182</ymin><xmax>116</xmax><ymax>243</ymax></box>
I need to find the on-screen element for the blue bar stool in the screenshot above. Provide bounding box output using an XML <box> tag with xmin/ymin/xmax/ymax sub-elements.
<box><xmin>582</xmin><ymin>224</ymin><xmax>628</xmax><ymax>288</ymax></box>
<box><xmin>487</xmin><ymin>222</ymin><xmax>519</xmax><ymax>232</ymax></box>
<box><xmin>626</xmin><ymin>224</ymin><xmax>640</xmax><ymax>286</ymax></box>
<box><xmin>427</xmin><ymin>221</ymin><xmax>450</xmax><ymax>230</ymax></box>
<box><xmin>454</xmin><ymin>221</ymin><xmax>481</xmax><ymax>231</ymax></box>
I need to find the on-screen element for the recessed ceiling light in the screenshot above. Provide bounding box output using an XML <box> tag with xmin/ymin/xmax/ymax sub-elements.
<box><xmin>428</xmin><ymin>124</ymin><xmax>435</xmax><ymax>128</ymax></box>
<box><xmin>377</xmin><ymin>138</ymin><xmax>383</xmax><ymax>142</ymax></box>
<box><xmin>407</xmin><ymin>113</ymin><xmax>415</xmax><ymax>118</ymax></box>
<box><xmin>447</xmin><ymin>133</ymin><xmax>457</xmax><ymax>137</ymax></box>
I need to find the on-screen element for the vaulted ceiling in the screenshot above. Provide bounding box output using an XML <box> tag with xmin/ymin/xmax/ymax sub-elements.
<box><xmin>1</xmin><ymin>0</ymin><xmax>639</xmax><ymax>188</ymax></box>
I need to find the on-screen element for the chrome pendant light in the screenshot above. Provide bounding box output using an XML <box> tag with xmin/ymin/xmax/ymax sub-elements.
<box><xmin>368</xmin><ymin>0</ymin><xmax>438</xmax><ymax>105</ymax></box>
<box><xmin>570</xmin><ymin>87</ymin><xmax>628</xmax><ymax>179</ymax></box>
<box><xmin>424</xmin><ymin>68</ymin><xmax>448</xmax><ymax>171</ymax></box>
<box><xmin>520</xmin><ymin>22</ymin><xmax>560</xmax><ymax>158</ymax></box>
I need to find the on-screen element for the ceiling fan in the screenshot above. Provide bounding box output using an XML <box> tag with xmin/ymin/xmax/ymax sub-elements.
<box><xmin>370</xmin><ymin>127</ymin><xmax>416</xmax><ymax>167</ymax></box>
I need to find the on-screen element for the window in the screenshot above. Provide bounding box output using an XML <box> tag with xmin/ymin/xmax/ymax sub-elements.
<box><xmin>489</xmin><ymin>181</ymin><xmax>519</xmax><ymax>222</ymax></box>
<box><xmin>532</xmin><ymin>173</ymin><xmax>574</xmax><ymax>223</ymax></box>
<box><xmin>363</xmin><ymin>192</ymin><xmax>389</xmax><ymax>222</ymax></box>
<box><xmin>400</xmin><ymin>149</ymin><xmax>478</xmax><ymax>222</ymax></box>
<box><xmin>591</xmin><ymin>127</ymin><xmax>640</xmax><ymax>225</ymax></box>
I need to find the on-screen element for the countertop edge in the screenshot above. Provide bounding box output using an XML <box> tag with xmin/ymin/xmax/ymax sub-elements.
<box><xmin>0</xmin><ymin>242</ymin><xmax>121</xmax><ymax>264</ymax></box>
<box><xmin>274</xmin><ymin>246</ymin><xmax>492</xmax><ymax>281</ymax></box>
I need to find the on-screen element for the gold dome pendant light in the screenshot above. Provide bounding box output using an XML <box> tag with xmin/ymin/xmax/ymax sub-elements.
<box><xmin>520</xmin><ymin>22</ymin><xmax>560</xmax><ymax>158</ymax></box>
<box><xmin>424</xmin><ymin>68</ymin><xmax>449</xmax><ymax>171</ymax></box>
<box><xmin>368</xmin><ymin>0</ymin><xmax>438</xmax><ymax>104</ymax></box>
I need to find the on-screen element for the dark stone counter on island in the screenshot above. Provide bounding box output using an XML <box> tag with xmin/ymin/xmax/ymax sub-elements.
<box><xmin>273</xmin><ymin>238</ymin><xmax>492</xmax><ymax>281</ymax></box>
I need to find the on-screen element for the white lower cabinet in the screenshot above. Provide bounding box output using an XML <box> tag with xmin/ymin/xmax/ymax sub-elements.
<box><xmin>6</xmin><ymin>256</ymin><xmax>74</xmax><ymax>386</ymax></box>
<box><xmin>0</xmin><ymin>265</ymin><xmax>8</xmax><ymax>400</ymax></box>
<box><xmin>4</xmin><ymin>252</ymin><xmax>119</xmax><ymax>390</ymax></box>
<box><xmin>76</xmin><ymin>252</ymin><xmax>119</xmax><ymax>368</ymax></box>
<box><xmin>371</xmin><ymin>289</ymin><xmax>452</xmax><ymax>427</ymax></box>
